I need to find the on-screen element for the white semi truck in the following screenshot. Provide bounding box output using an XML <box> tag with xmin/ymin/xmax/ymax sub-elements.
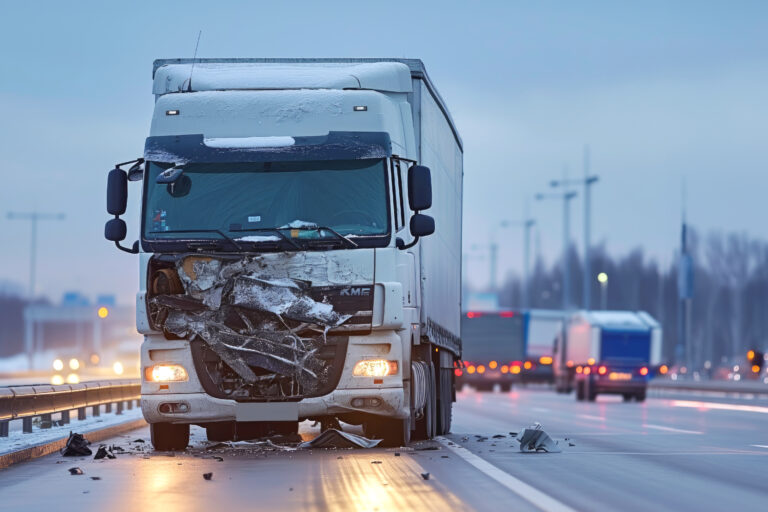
<box><xmin>104</xmin><ymin>58</ymin><xmax>463</xmax><ymax>449</ymax></box>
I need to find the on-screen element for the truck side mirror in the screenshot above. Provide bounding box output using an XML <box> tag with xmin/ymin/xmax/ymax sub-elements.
<box><xmin>107</xmin><ymin>168</ymin><xmax>128</xmax><ymax>215</ymax></box>
<box><xmin>105</xmin><ymin>218</ymin><xmax>127</xmax><ymax>241</ymax></box>
<box><xmin>410</xmin><ymin>213</ymin><xmax>435</xmax><ymax>237</ymax></box>
<box><xmin>408</xmin><ymin>165</ymin><xmax>432</xmax><ymax>211</ymax></box>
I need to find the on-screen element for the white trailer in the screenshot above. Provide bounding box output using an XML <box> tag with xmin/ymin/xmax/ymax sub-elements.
<box><xmin>104</xmin><ymin>59</ymin><xmax>462</xmax><ymax>449</ymax></box>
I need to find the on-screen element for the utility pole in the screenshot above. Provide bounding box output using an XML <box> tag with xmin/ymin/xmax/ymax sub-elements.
<box><xmin>500</xmin><ymin>210</ymin><xmax>537</xmax><ymax>309</ymax></box>
<box><xmin>7</xmin><ymin>211</ymin><xmax>65</xmax><ymax>299</ymax></box>
<box><xmin>536</xmin><ymin>189</ymin><xmax>578</xmax><ymax>310</ymax></box>
<box><xmin>551</xmin><ymin>146</ymin><xmax>599</xmax><ymax>309</ymax></box>
<box><xmin>676</xmin><ymin>181</ymin><xmax>693</xmax><ymax>369</ymax></box>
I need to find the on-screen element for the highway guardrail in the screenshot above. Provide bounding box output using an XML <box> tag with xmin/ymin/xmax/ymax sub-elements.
<box><xmin>648</xmin><ymin>378</ymin><xmax>768</xmax><ymax>395</ymax></box>
<box><xmin>0</xmin><ymin>379</ymin><xmax>141</xmax><ymax>437</ymax></box>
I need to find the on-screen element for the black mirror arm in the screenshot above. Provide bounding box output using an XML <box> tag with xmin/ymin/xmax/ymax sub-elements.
<box><xmin>396</xmin><ymin>236</ymin><xmax>419</xmax><ymax>250</ymax></box>
<box><xmin>115</xmin><ymin>240</ymin><xmax>139</xmax><ymax>254</ymax></box>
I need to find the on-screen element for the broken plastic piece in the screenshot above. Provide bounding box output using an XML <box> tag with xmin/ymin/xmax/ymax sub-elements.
<box><xmin>516</xmin><ymin>423</ymin><xmax>561</xmax><ymax>453</ymax></box>
<box><xmin>421</xmin><ymin>472</ymin><xmax>430</xmax><ymax>480</ymax></box>
<box><xmin>299</xmin><ymin>429</ymin><xmax>381</xmax><ymax>449</ymax></box>
<box><xmin>68</xmin><ymin>467</ymin><xmax>84</xmax><ymax>475</ymax></box>
<box><xmin>61</xmin><ymin>432</ymin><xmax>92</xmax><ymax>456</ymax></box>
<box><xmin>203</xmin><ymin>472</ymin><xmax>213</xmax><ymax>480</ymax></box>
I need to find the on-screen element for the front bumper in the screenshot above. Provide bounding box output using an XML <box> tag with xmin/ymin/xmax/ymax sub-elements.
<box><xmin>140</xmin><ymin>330</ymin><xmax>409</xmax><ymax>424</ymax></box>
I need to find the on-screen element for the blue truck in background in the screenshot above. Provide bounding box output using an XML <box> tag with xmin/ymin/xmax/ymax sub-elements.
<box><xmin>553</xmin><ymin>311</ymin><xmax>662</xmax><ymax>402</ymax></box>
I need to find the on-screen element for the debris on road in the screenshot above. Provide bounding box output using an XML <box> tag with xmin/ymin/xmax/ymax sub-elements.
<box><xmin>203</xmin><ymin>472</ymin><xmax>213</xmax><ymax>480</ymax></box>
<box><xmin>90</xmin><ymin>476</ymin><xmax>101</xmax><ymax>480</ymax></box>
<box><xmin>421</xmin><ymin>472</ymin><xmax>430</xmax><ymax>480</ymax></box>
<box><xmin>394</xmin><ymin>452</ymin><xmax>401</xmax><ymax>457</ymax></box>
<box><xmin>94</xmin><ymin>445</ymin><xmax>116</xmax><ymax>460</ymax></box>
<box><xmin>516</xmin><ymin>423</ymin><xmax>561</xmax><ymax>453</ymax></box>
<box><xmin>371</xmin><ymin>460</ymin><xmax>382</xmax><ymax>464</ymax></box>
<box><xmin>492</xmin><ymin>434</ymin><xmax>506</xmax><ymax>439</ymax></box>
<box><xmin>414</xmin><ymin>446</ymin><xmax>440</xmax><ymax>451</ymax></box>
<box><xmin>299</xmin><ymin>429</ymin><xmax>381</xmax><ymax>449</ymax></box>
<box><xmin>61</xmin><ymin>432</ymin><xmax>92</xmax><ymax>457</ymax></box>
<box><xmin>133</xmin><ymin>439</ymin><xmax>145</xmax><ymax>443</ymax></box>
<box><xmin>68</xmin><ymin>467</ymin><xmax>84</xmax><ymax>475</ymax></box>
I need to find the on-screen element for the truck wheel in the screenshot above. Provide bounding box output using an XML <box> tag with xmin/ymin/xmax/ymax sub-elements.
<box><xmin>576</xmin><ymin>381</ymin><xmax>585</xmax><ymax>401</ymax></box>
<box><xmin>500</xmin><ymin>383</ymin><xmax>512</xmax><ymax>393</ymax></box>
<box><xmin>151</xmin><ymin>422</ymin><xmax>189</xmax><ymax>451</ymax></box>
<box><xmin>587</xmin><ymin>388</ymin><xmax>597</xmax><ymax>402</ymax></box>
<box><xmin>414</xmin><ymin>361</ymin><xmax>436</xmax><ymax>440</ymax></box>
<box><xmin>436</xmin><ymin>368</ymin><xmax>453</xmax><ymax>435</ymax></box>
<box><xmin>364</xmin><ymin>417</ymin><xmax>411</xmax><ymax>447</ymax></box>
<box><xmin>636</xmin><ymin>391</ymin><xmax>646</xmax><ymax>402</ymax></box>
<box><xmin>206</xmin><ymin>421</ymin><xmax>235</xmax><ymax>442</ymax></box>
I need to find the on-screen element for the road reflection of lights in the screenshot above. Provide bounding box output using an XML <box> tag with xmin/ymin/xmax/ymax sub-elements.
<box><xmin>671</xmin><ymin>400</ymin><xmax>768</xmax><ymax>414</ymax></box>
<box><xmin>51</xmin><ymin>375</ymin><xmax>64</xmax><ymax>385</ymax></box>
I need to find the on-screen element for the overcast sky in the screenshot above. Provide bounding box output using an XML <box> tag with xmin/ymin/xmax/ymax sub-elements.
<box><xmin>0</xmin><ymin>0</ymin><xmax>766</xmax><ymax>304</ymax></box>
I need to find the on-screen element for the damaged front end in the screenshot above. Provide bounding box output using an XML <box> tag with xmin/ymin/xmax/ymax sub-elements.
<box><xmin>147</xmin><ymin>254</ymin><xmax>374</xmax><ymax>401</ymax></box>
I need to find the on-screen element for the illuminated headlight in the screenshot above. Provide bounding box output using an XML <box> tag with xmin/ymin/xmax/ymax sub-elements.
<box><xmin>145</xmin><ymin>364</ymin><xmax>188</xmax><ymax>382</ymax></box>
<box><xmin>113</xmin><ymin>361</ymin><xmax>124</xmax><ymax>375</ymax></box>
<box><xmin>53</xmin><ymin>359</ymin><xmax>64</xmax><ymax>371</ymax></box>
<box><xmin>353</xmin><ymin>359</ymin><xmax>398</xmax><ymax>377</ymax></box>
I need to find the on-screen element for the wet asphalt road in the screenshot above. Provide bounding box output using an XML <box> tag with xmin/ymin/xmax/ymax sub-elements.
<box><xmin>1</xmin><ymin>387</ymin><xmax>767</xmax><ymax>511</ymax></box>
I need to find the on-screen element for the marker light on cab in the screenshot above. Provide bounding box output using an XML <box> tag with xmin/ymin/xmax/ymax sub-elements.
<box><xmin>353</xmin><ymin>359</ymin><xmax>398</xmax><ymax>377</ymax></box>
<box><xmin>145</xmin><ymin>364</ymin><xmax>189</xmax><ymax>382</ymax></box>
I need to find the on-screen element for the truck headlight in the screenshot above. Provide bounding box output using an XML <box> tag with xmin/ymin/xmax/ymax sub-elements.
<box><xmin>145</xmin><ymin>364</ymin><xmax>188</xmax><ymax>382</ymax></box>
<box><xmin>353</xmin><ymin>359</ymin><xmax>398</xmax><ymax>377</ymax></box>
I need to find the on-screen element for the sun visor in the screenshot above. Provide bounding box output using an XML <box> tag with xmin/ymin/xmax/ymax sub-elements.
<box><xmin>144</xmin><ymin>131</ymin><xmax>392</xmax><ymax>164</ymax></box>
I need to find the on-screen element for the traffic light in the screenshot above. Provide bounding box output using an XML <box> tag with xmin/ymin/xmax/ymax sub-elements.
<box><xmin>747</xmin><ymin>349</ymin><xmax>764</xmax><ymax>373</ymax></box>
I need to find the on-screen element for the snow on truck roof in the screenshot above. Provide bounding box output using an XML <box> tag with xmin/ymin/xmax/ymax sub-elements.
<box><xmin>152</xmin><ymin>58</ymin><xmax>462</xmax><ymax>149</ymax></box>
<box><xmin>573</xmin><ymin>310</ymin><xmax>660</xmax><ymax>331</ymax></box>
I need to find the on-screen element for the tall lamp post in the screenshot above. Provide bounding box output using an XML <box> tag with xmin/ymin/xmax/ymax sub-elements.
<box><xmin>550</xmin><ymin>146</ymin><xmax>599</xmax><ymax>310</ymax></box>
<box><xmin>536</xmin><ymin>190</ymin><xmax>578</xmax><ymax>310</ymax></box>
<box><xmin>597</xmin><ymin>272</ymin><xmax>608</xmax><ymax>310</ymax></box>
<box><xmin>7</xmin><ymin>211</ymin><xmax>66</xmax><ymax>299</ymax></box>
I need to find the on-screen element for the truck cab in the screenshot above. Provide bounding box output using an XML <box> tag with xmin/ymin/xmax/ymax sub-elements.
<box><xmin>104</xmin><ymin>59</ymin><xmax>463</xmax><ymax>449</ymax></box>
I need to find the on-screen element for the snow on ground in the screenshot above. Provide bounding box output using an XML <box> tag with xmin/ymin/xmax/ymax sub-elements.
<box><xmin>0</xmin><ymin>408</ymin><xmax>143</xmax><ymax>455</ymax></box>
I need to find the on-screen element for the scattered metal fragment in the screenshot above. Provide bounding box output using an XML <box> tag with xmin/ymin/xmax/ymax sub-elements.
<box><xmin>68</xmin><ymin>467</ymin><xmax>84</xmax><ymax>475</ymax></box>
<box><xmin>371</xmin><ymin>460</ymin><xmax>382</xmax><ymax>464</ymax></box>
<box><xmin>516</xmin><ymin>423</ymin><xmax>561</xmax><ymax>453</ymax></box>
<box><xmin>299</xmin><ymin>429</ymin><xmax>381</xmax><ymax>449</ymax></box>
<box><xmin>61</xmin><ymin>432</ymin><xmax>92</xmax><ymax>457</ymax></box>
<box><xmin>441</xmin><ymin>455</ymin><xmax>450</xmax><ymax>458</ymax></box>
<box><xmin>509</xmin><ymin>432</ymin><xmax>517</xmax><ymax>437</ymax></box>
<box><xmin>203</xmin><ymin>472</ymin><xmax>213</xmax><ymax>480</ymax></box>
<box><xmin>394</xmin><ymin>452</ymin><xmax>401</xmax><ymax>457</ymax></box>
<box><xmin>90</xmin><ymin>476</ymin><xmax>101</xmax><ymax>481</ymax></box>
<box><xmin>568</xmin><ymin>442</ymin><xmax>576</xmax><ymax>447</ymax></box>
<box><xmin>206</xmin><ymin>442</ymin><xmax>230</xmax><ymax>451</ymax></box>
<box><xmin>94</xmin><ymin>445</ymin><xmax>116</xmax><ymax>460</ymax></box>
<box><xmin>132</xmin><ymin>439</ymin><xmax>145</xmax><ymax>443</ymax></box>
<box><xmin>421</xmin><ymin>472</ymin><xmax>430</xmax><ymax>480</ymax></box>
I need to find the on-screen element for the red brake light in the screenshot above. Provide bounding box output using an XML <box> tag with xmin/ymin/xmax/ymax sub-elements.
<box><xmin>598</xmin><ymin>365</ymin><xmax>607</xmax><ymax>375</ymax></box>
<box><xmin>499</xmin><ymin>311</ymin><xmax>515</xmax><ymax>318</ymax></box>
<box><xmin>466</xmin><ymin>312</ymin><xmax>483</xmax><ymax>318</ymax></box>
<box><xmin>639</xmin><ymin>367</ymin><xmax>649</xmax><ymax>376</ymax></box>
<box><xmin>454</xmin><ymin>368</ymin><xmax>463</xmax><ymax>377</ymax></box>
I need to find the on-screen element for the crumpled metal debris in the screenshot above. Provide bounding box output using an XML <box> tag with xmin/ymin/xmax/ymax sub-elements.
<box><xmin>151</xmin><ymin>256</ymin><xmax>357</xmax><ymax>400</ymax></box>
<box><xmin>515</xmin><ymin>423</ymin><xmax>561</xmax><ymax>453</ymax></box>
<box><xmin>94</xmin><ymin>445</ymin><xmax>116</xmax><ymax>460</ymax></box>
<box><xmin>61</xmin><ymin>432</ymin><xmax>92</xmax><ymax>456</ymax></box>
<box><xmin>68</xmin><ymin>467</ymin><xmax>84</xmax><ymax>475</ymax></box>
<box><xmin>203</xmin><ymin>472</ymin><xmax>213</xmax><ymax>481</ymax></box>
<box><xmin>298</xmin><ymin>429</ymin><xmax>382</xmax><ymax>449</ymax></box>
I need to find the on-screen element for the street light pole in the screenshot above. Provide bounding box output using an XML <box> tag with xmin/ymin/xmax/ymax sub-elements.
<box><xmin>551</xmin><ymin>148</ymin><xmax>599</xmax><ymax>309</ymax></box>
<box><xmin>597</xmin><ymin>272</ymin><xmax>608</xmax><ymax>310</ymax></box>
<box><xmin>536</xmin><ymin>190</ymin><xmax>578</xmax><ymax>311</ymax></box>
<box><xmin>7</xmin><ymin>211</ymin><xmax>66</xmax><ymax>299</ymax></box>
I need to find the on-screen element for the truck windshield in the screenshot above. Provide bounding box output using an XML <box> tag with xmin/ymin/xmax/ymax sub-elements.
<box><xmin>143</xmin><ymin>159</ymin><xmax>389</xmax><ymax>246</ymax></box>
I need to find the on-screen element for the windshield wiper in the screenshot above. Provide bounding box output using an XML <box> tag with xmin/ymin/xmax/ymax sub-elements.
<box><xmin>229</xmin><ymin>228</ymin><xmax>303</xmax><ymax>250</ymax></box>
<box><xmin>286</xmin><ymin>226</ymin><xmax>358</xmax><ymax>248</ymax></box>
<box><xmin>149</xmin><ymin>229</ymin><xmax>243</xmax><ymax>251</ymax></box>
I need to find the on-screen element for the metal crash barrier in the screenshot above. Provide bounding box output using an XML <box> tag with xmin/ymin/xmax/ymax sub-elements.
<box><xmin>0</xmin><ymin>380</ymin><xmax>141</xmax><ymax>437</ymax></box>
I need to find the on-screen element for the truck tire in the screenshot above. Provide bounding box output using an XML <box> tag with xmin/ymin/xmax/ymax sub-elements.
<box><xmin>414</xmin><ymin>361</ymin><xmax>436</xmax><ymax>440</ymax></box>
<box><xmin>436</xmin><ymin>368</ymin><xmax>453</xmax><ymax>435</ymax></box>
<box><xmin>622</xmin><ymin>393</ymin><xmax>633</xmax><ymax>402</ymax></box>
<box><xmin>500</xmin><ymin>383</ymin><xmax>512</xmax><ymax>393</ymax></box>
<box><xmin>364</xmin><ymin>416</ymin><xmax>411</xmax><ymax>447</ymax></box>
<box><xmin>587</xmin><ymin>385</ymin><xmax>597</xmax><ymax>402</ymax></box>
<box><xmin>206</xmin><ymin>421</ymin><xmax>236</xmax><ymax>442</ymax></box>
<box><xmin>576</xmin><ymin>381</ymin><xmax>585</xmax><ymax>401</ymax></box>
<box><xmin>151</xmin><ymin>422</ymin><xmax>189</xmax><ymax>451</ymax></box>
<box><xmin>636</xmin><ymin>391</ymin><xmax>646</xmax><ymax>402</ymax></box>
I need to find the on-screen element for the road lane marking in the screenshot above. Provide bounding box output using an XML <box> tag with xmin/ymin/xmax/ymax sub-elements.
<box><xmin>644</xmin><ymin>424</ymin><xmax>702</xmax><ymax>435</ymax></box>
<box><xmin>671</xmin><ymin>400</ymin><xmax>768</xmax><ymax>414</ymax></box>
<box><xmin>436</xmin><ymin>437</ymin><xmax>577</xmax><ymax>512</ymax></box>
<box><xmin>578</xmin><ymin>414</ymin><xmax>604</xmax><ymax>421</ymax></box>
<box><xmin>751</xmin><ymin>445</ymin><xmax>768</xmax><ymax>449</ymax></box>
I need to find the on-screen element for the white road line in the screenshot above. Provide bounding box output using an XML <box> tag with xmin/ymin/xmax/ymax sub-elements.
<box><xmin>578</xmin><ymin>414</ymin><xmax>604</xmax><ymax>421</ymax></box>
<box><xmin>671</xmin><ymin>400</ymin><xmax>768</xmax><ymax>414</ymax></box>
<box><xmin>751</xmin><ymin>444</ymin><xmax>768</xmax><ymax>449</ymax></box>
<box><xmin>436</xmin><ymin>437</ymin><xmax>578</xmax><ymax>512</ymax></box>
<box><xmin>644</xmin><ymin>424</ymin><xmax>702</xmax><ymax>435</ymax></box>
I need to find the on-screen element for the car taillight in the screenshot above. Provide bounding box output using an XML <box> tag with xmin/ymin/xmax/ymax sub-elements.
<box><xmin>598</xmin><ymin>365</ymin><xmax>607</xmax><ymax>375</ymax></box>
<box><xmin>639</xmin><ymin>366</ymin><xmax>649</xmax><ymax>376</ymax></box>
<box><xmin>583</xmin><ymin>367</ymin><xmax>591</xmax><ymax>375</ymax></box>
<box><xmin>576</xmin><ymin>366</ymin><xmax>583</xmax><ymax>374</ymax></box>
<box><xmin>454</xmin><ymin>368</ymin><xmax>463</xmax><ymax>377</ymax></box>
